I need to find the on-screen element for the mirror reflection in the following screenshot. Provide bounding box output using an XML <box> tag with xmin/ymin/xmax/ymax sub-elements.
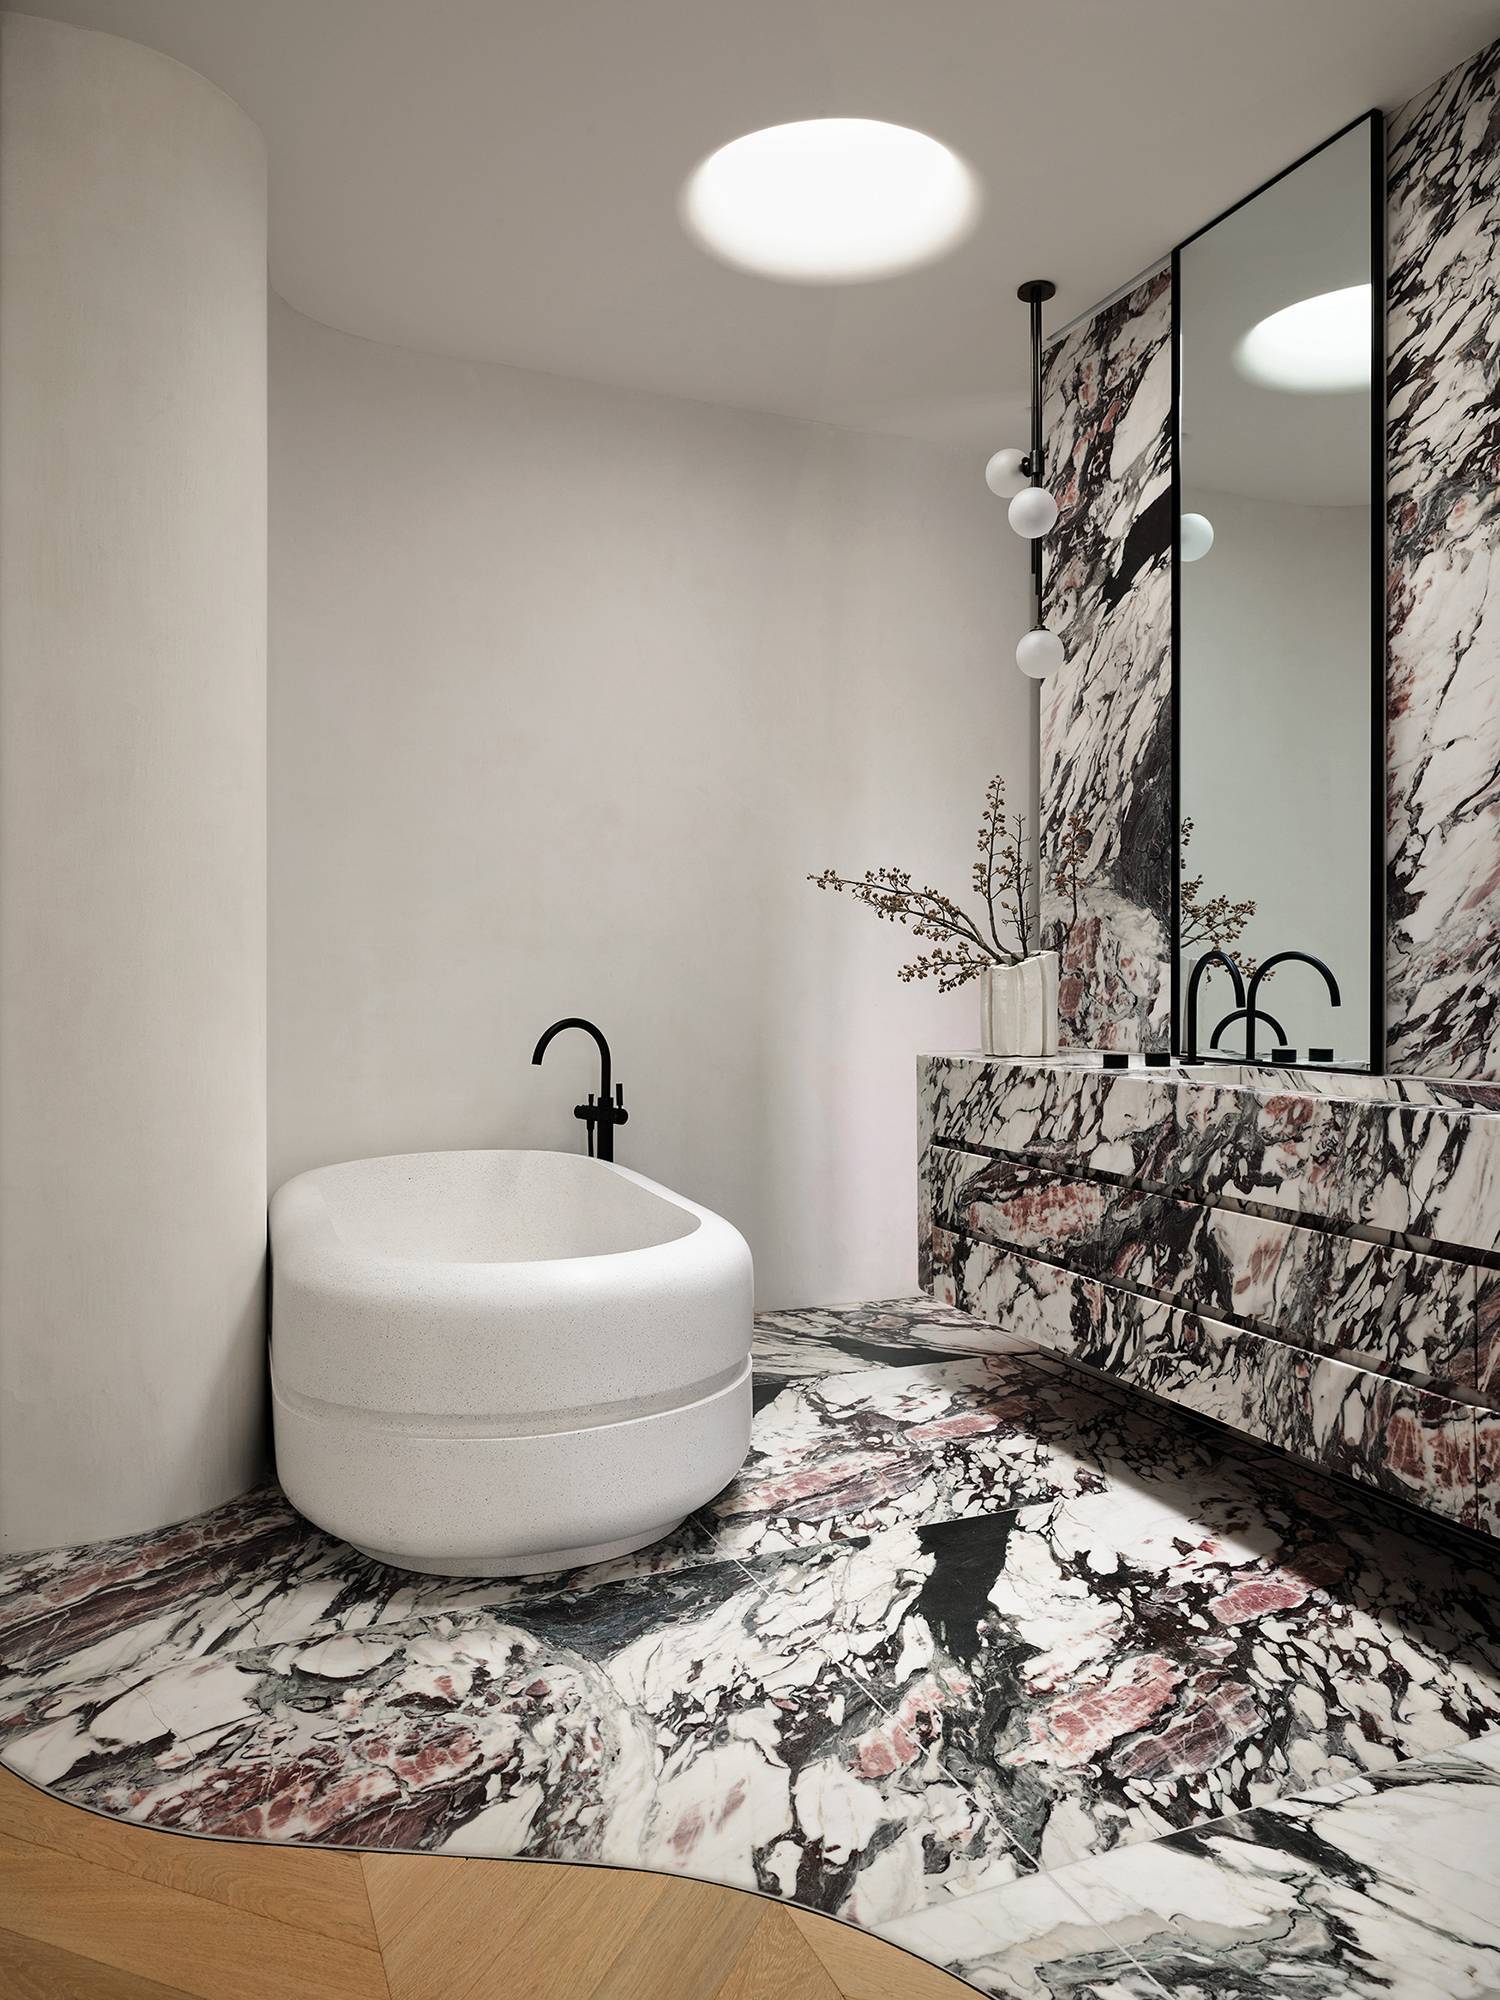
<box><xmin>1177</xmin><ymin>119</ymin><xmax>1377</xmax><ymax>1069</ymax></box>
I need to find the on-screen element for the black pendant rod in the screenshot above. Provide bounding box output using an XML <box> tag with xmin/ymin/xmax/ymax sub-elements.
<box><xmin>1017</xmin><ymin>279</ymin><xmax>1056</xmax><ymax>629</ymax></box>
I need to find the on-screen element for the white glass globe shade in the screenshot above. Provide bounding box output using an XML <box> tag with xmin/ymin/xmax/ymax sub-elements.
<box><xmin>1016</xmin><ymin>627</ymin><xmax>1065</xmax><ymax>678</ymax></box>
<box><xmin>1008</xmin><ymin>485</ymin><xmax>1058</xmax><ymax>539</ymax></box>
<box><xmin>984</xmin><ymin>447</ymin><xmax>1027</xmax><ymax>498</ymax></box>
<box><xmin>1180</xmin><ymin>511</ymin><xmax>1215</xmax><ymax>562</ymax></box>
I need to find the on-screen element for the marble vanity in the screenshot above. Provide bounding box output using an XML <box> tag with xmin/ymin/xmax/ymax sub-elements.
<box><xmin>920</xmin><ymin>1053</ymin><xmax>1500</xmax><ymax>1537</ymax></box>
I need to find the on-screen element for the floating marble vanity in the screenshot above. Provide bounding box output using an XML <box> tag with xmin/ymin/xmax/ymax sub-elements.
<box><xmin>920</xmin><ymin>1053</ymin><xmax>1500</xmax><ymax>1537</ymax></box>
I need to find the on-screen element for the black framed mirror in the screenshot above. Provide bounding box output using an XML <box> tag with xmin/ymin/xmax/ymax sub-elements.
<box><xmin>1171</xmin><ymin>113</ymin><xmax>1385</xmax><ymax>1071</ymax></box>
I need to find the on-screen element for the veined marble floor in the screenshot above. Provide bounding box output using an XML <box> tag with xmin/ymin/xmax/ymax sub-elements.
<box><xmin>4</xmin><ymin>1299</ymin><xmax>1500</xmax><ymax>1998</ymax></box>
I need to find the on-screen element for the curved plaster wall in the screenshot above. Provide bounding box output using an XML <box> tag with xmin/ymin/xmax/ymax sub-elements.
<box><xmin>0</xmin><ymin>15</ymin><xmax>268</xmax><ymax>1551</ymax></box>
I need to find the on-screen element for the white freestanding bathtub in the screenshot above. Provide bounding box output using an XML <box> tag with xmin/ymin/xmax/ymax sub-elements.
<box><xmin>269</xmin><ymin>1150</ymin><xmax>753</xmax><ymax>1576</ymax></box>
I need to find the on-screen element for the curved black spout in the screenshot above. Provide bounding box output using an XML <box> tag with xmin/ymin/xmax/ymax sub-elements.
<box><xmin>1208</xmin><ymin>1004</ymin><xmax>1290</xmax><ymax>1057</ymax></box>
<box><xmin>532</xmin><ymin>1016</ymin><xmax>611</xmax><ymax>1099</ymax></box>
<box><xmin>1244</xmin><ymin>952</ymin><xmax>1341</xmax><ymax>1063</ymax></box>
<box><xmin>531</xmin><ymin>1017</ymin><xmax>628</xmax><ymax>1162</ymax></box>
<box><xmin>1184</xmin><ymin>948</ymin><xmax>1246</xmax><ymax>1062</ymax></box>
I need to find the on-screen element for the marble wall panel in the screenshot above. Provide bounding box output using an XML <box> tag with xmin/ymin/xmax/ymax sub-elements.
<box><xmin>917</xmin><ymin>1053</ymin><xmax>935</xmax><ymax>1295</ymax></box>
<box><xmin>1387</xmin><ymin>38</ymin><xmax>1500</xmax><ymax>1079</ymax></box>
<box><xmin>1039</xmin><ymin>268</ymin><xmax>1174</xmax><ymax>1052</ymax></box>
<box><xmin>1032</xmin><ymin>36</ymin><xmax>1500</xmax><ymax>1077</ymax></box>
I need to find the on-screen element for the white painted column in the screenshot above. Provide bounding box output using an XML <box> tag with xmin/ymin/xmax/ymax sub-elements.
<box><xmin>0</xmin><ymin>15</ymin><xmax>268</xmax><ymax>1550</ymax></box>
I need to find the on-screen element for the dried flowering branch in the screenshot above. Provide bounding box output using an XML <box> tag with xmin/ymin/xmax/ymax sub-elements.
<box><xmin>1050</xmin><ymin>808</ymin><xmax>1090</xmax><ymax>926</ymax></box>
<box><xmin>809</xmin><ymin>776</ymin><xmax>1036</xmax><ymax>991</ymax></box>
<box><xmin>1179</xmin><ymin>816</ymin><xmax>1260</xmax><ymax>975</ymax></box>
<box><xmin>973</xmin><ymin>774</ymin><xmax>1035</xmax><ymax>961</ymax></box>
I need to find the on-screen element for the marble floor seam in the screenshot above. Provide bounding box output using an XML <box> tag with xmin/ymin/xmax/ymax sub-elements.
<box><xmin>692</xmin><ymin>1503</ymin><xmax>1052</xmax><ymax>1939</ymax></box>
<box><xmin>786</xmin><ymin>1504</ymin><xmax>1176</xmax><ymax>1999</ymax></box>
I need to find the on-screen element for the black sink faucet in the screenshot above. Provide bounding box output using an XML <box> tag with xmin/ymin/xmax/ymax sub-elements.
<box><xmin>1183</xmin><ymin>948</ymin><xmax>1245</xmax><ymax>1062</ymax></box>
<box><xmin>531</xmin><ymin>1017</ymin><xmax>629</xmax><ymax>1162</ymax></box>
<box><xmin>1207</xmin><ymin>1003</ymin><xmax>1290</xmax><ymax>1059</ymax></box>
<box><xmin>1244</xmin><ymin>952</ymin><xmax>1341</xmax><ymax>1062</ymax></box>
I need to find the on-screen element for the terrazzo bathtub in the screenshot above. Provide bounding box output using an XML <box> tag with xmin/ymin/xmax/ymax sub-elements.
<box><xmin>269</xmin><ymin>1150</ymin><xmax>753</xmax><ymax>1575</ymax></box>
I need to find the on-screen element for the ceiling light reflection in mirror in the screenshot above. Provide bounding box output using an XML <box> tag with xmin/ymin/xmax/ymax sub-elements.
<box><xmin>1234</xmin><ymin>282</ymin><xmax>1372</xmax><ymax>393</ymax></box>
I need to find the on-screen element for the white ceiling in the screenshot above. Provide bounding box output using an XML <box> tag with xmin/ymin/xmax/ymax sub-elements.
<box><xmin>12</xmin><ymin>0</ymin><xmax>1500</xmax><ymax>446</ymax></box>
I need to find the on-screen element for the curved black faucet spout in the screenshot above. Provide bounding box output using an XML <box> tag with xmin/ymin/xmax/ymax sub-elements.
<box><xmin>1208</xmin><ymin>1003</ymin><xmax>1289</xmax><ymax>1057</ymax></box>
<box><xmin>532</xmin><ymin>1016</ymin><xmax>611</xmax><ymax>1100</ymax></box>
<box><xmin>1184</xmin><ymin>948</ymin><xmax>1245</xmax><ymax>1062</ymax></box>
<box><xmin>531</xmin><ymin>1017</ymin><xmax>628</xmax><ymax>1162</ymax></box>
<box><xmin>1244</xmin><ymin>952</ymin><xmax>1341</xmax><ymax>1064</ymax></box>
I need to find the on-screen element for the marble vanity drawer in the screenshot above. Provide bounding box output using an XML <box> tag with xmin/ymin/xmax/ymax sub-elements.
<box><xmin>922</xmin><ymin>1055</ymin><xmax>1090</xmax><ymax>1170</ymax></box>
<box><xmin>1481</xmin><ymin>1411</ymin><xmax>1500</xmax><ymax>1536</ymax></box>
<box><xmin>923</xmin><ymin>1054</ymin><xmax>1500</xmax><ymax>1252</ymax></box>
<box><xmin>930</xmin><ymin>1147</ymin><xmax>1479</xmax><ymax>1397</ymax></box>
<box><xmin>1479</xmin><ymin>1267</ymin><xmax>1500</xmax><ymax>1402</ymax></box>
<box><xmin>930</xmin><ymin>1227</ymin><xmax>1479</xmax><ymax>1529</ymax></box>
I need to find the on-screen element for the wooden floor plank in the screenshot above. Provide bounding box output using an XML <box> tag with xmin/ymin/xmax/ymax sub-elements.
<box><xmin>708</xmin><ymin>1906</ymin><xmax>843</xmax><ymax>2000</ymax></box>
<box><xmin>0</xmin><ymin>1926</ymin><xmax>203</xmax><ymax>2000</ymax></box>
<box><xmin>587</xmin><ymin>1873</ymin><xmax>768</xmax><ymax>2000</ymax></box>
<box><xmin>0</xmin><ymin>1769</ymin><xmax>378</xmax><ymax>1952</ymax></box>
<box><xmin>477</xmin><ymin>1862</ymin><xmax>672</xmax><ymax>2000</ymax></box>
<box><xmin>1</xmin><ymin>1766</ymin><xmax>973</xmax><ymax>1999</ymax></box>
<box><xmin>367</xmin><ymin>1853</ymin><xmax>669</xmax><ymax>2000</ymax></box>
<box><xmin>361</xmin><ymin>1849</ymin><xmax>559</xmax><ymax>1959</ymax></box>
<box><xmin>789</xmin><ymin>1907</ymin><xmax>971</xmax><ymax>1999</ymax></box>
<box><xmin>0</xmin><ymin>1831</ymin><xmax>389</xmax><ymax>2000</ymax></box>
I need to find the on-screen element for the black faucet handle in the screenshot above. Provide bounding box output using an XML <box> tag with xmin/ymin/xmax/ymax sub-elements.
<box><xmin>573</xmin><ymin>1093</ymin><xmax>600</xmax><ymax>1158</ymax></box>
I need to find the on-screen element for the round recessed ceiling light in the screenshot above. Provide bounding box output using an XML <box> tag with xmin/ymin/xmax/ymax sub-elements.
<box><xmin>1234</xmin><ymin>283</ymin><xmax>1372</xmax><ymax>393</ymax></box>
<box><xmin>680</xmin><ymin>118</ymin><xmax>981</xmax><ymax>283</ymax></box>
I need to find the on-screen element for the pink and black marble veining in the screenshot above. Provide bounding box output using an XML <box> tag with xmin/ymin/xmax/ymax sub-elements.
<box><xmin>1387</xmin><ymin>36</ymin><xmax>1500</xmax><ymax>1081</ymax></box>
<box><xmin>881</xmin><ymin>1743</ymin><xmax>1500</xmax><ymax>1997</ymax></box>
<box><xmin>1</xmin><ymin>1492</ymin><xmax>1023</xmax><ymax>1921</ymax></box>
<box><xmin>4</xmin><ymin>1297</ymin><xmax>1500</xmax><ymax>2000</ymax></box>
<box><xmin>1040</xmin><ymin>268</ymin><xmax>1174</xmax><ymax>1053</ymax></box>
<box><xmin>923</xmin><ymin>1055</ymin><xmax>1500</xmax><ymax>1256</ymax></box>
<box><xmin>921</xmin><ymin>1054</ymin><xmax>1500</xmax><ymax>1535</ymax></box>
<box><xmin>1029</xmin><ymin>29</ymin><xmax>1500</xmax><ymax>1081</ymax></box>
<box><xmin>931</xmin><ymin>1226</ymin><xmax>1482</xmax><ymax>1527</ymax></box>
<box><xmin>760</xmin><ymin>1486</ymin><xmax>1500</xmax><ymax>1878</ymax></box>
<box><xmin>707</xmin><ymin>1347</ymin><xmax>1140</xmax><ymax>1565</ymax></box>
<box><xmin>937</xmin><ymin>1149</ymin><xmax>1478</xmax><ymax>1395</ymax></box>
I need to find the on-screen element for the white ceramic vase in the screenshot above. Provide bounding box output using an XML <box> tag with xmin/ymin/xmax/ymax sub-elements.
<box><xmin>979</xmin><ymin>951</ymin><xmax>1060</xmax><ymax>1058</ymax></box>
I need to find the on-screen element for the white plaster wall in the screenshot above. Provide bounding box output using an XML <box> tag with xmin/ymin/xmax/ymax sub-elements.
<box><xmin>1180</xmin><ymin>486</ymin><xmax>1371</xmax><ymax>1059</ymax></box>
<box><xmin>0</xmin><ymin>15</ymin><xmax>268</xmax><ymax>1551</ymax></box>
<box><xmin>269</xmin><ymin>300</ymin><xmax>1028</xmax><ymax>1308</ymax></box>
